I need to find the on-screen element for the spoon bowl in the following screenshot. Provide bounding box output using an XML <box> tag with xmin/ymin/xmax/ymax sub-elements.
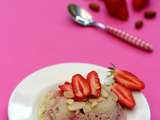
<box><xmin>68</xmin><ymin>4</ymin><xmax>94</xmax><ymax>26</ymax></box>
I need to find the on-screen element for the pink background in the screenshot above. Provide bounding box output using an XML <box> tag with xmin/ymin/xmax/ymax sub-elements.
<box><xmin>0</xmin><ymin>0</ymin><xmax>159</xmax><ymax>119</ymax></box>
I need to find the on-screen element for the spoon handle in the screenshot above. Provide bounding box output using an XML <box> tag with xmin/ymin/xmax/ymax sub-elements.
<box><xmin>106</xmin><ymin>25</ymin><xmax>153</xmax><ymax>52</ymax></box>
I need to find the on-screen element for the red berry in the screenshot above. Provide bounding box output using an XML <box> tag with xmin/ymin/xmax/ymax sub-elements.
<box><xmin>132</xmin><ymin>0</ymin><xmax>149</xmax><ymax>11</ymax></box>
<box><xmin>103</xmin><ymin>0</ymin><xmax>129</xmax><ymax>21</ymax></box>
<box><xmin>144</xmin><ymin>10</ymin><xmax>156</xmax><ymax>19</ymax></box>
<box><xmin>89</xmin><ymin>3</ymin><xmax>100</xmax><ymax>12</ymax></box>
<box><xmin>135</xmin><ymin>20</ymin><xmax>144</xmax><ymax>29</ymax></box>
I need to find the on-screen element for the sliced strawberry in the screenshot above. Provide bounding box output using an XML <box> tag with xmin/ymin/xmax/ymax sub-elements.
<box><xmin>114</xmin><ymin>69</ymin><xmax>145</xmax><ymax>91</ymax></box>
<box><xmin>58</xmin><ymin>81</ymin><xmax>72</xmax><ymax>92</ymax></box>
<box><xmin>87</xmin><ymin>71</ymin><xmax>101</xmax><ymax>98</ymax></box>
<box><xmin>65</xmin><ymin>81</ymin><xmax>71</xmax><ymax>85</ymax></box>
<box><xmin>72</xmin><ymin>74</ymin><xmax>90</xmax><ymax>101</ymax></box>
<box><xmin>103</xmin><ymin>0</ymin><xmax>129</xmax><ymax>21</ymax></box>
<box><xmin>111</xmin><ymin>83</ymin><xmax>135</xmax><ymax>109</ymax></box>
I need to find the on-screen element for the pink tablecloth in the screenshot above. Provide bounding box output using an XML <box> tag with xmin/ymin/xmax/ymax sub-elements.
<box><xmin>0</xmin><ymin>0</ymin><xmax>159</xmax><ymax>119</ymax></box>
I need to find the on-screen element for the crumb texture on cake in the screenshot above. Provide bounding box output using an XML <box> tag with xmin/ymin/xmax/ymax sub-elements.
<box><xmin>38</xmin><ymin>88</ymin><xmax>126</xmax><ymax>120</ymax></box>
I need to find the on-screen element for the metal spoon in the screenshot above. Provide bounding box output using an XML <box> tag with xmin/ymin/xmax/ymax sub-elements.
<box><xmin>68</xmin><ymin>4</ymin><xmax>153</xmax><ymax>52</ymax></box>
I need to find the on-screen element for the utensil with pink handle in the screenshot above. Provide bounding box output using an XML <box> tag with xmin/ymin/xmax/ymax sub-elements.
<box><xmin>68</xmin><ymin>4</ymin><xmax>153</xmax><ymax>52</ymax></box>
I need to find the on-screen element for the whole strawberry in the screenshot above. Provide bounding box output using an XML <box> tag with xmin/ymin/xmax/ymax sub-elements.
<box><xmin>132</xmin><ymin>0</ymin><xmax>149</xmax><ymax>11</ymax></box>
<box><xmin>103</xmin><ymin>0</ymin><xmax>129</xmax><ymax>21</ymax></box>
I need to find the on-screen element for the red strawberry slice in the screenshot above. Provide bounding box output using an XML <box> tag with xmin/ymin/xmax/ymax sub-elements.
<box><xmin>72</xmin><ymin>74</ymin><xmax>90</xmax><ymax>101</ymax></box>
<box><xmin>87</xmin><ymin>71</ymin><xmax>101</xmax><ymax>98</ymax></box>
<box><xmin>113</xmin><ymin>69</ymin><xmax>145</xmax><ymax>91</ymax></box>
<box><xmin>132</xmin><ymin>0</ymin><xmax>149</xmax><ymax>11</ymax></box>
<box><xmin>59</xmin><ymin>81</ymin><xmax>72</xmax><ymax>92</ymax></box>
<box><xmin>103</xmin><ymin>0</ymin><xmax>129</xmax><ymax>21</ymax></box>
<box><xmin>111</xmin><ymin>83</ymin><xmax>135</xmax><ymax>109</ymax></box>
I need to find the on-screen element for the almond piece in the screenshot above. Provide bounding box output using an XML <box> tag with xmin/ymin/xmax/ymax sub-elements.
<box><xmin>83</xmin><ymin>103</ymin><xmax>92</xmax><ymax>113</ymax></box>
<box><xmin>68</xmin><ymin>102</ymin><xmax>85</xmax><ymax>111</ymax></box>
<box><xmin>66</xmin><ymin>99</ymin><xmax>74</xmax><ymax>105</ymax></box>
<box><xmin>63</xmin><ymin>91</ymin><xmax>74</xmax><ymax>99</ymax></box>
<box><xmin>97</xmin><ymin>97</ymin><xmax>105</xmax><ymax>102</ymax></box>
<box><xmin>89</xmin><ymin>97</ymin><xmax>105</xmax><ymax>104</ymax></box>
<box><xmin>91</xmin><ymin>101</ymin><xmax>98</xmax><ymax>108</ymax></box>
<box><xmin>101</xmin><ymin>89</ymin><xmax>109</xmax><ymax>98</ymax></box>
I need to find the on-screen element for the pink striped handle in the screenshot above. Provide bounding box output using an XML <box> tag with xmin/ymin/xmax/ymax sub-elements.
<box><xmin>106</xmin><ymin>26</ymin><xmax>153</xmax><ymax>52</ymax></box>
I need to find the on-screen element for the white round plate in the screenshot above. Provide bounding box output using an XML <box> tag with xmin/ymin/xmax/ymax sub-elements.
<box><xmin>8</xmin><ymin>63</ymin><xmax>150</xmax><ymax>120</ymax></box>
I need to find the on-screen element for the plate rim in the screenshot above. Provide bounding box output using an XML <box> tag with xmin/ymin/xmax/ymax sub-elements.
<box><xmin>8</xmin><ymin>62</ymin><xmax>151</xmax><ymax>120</ymax></box>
